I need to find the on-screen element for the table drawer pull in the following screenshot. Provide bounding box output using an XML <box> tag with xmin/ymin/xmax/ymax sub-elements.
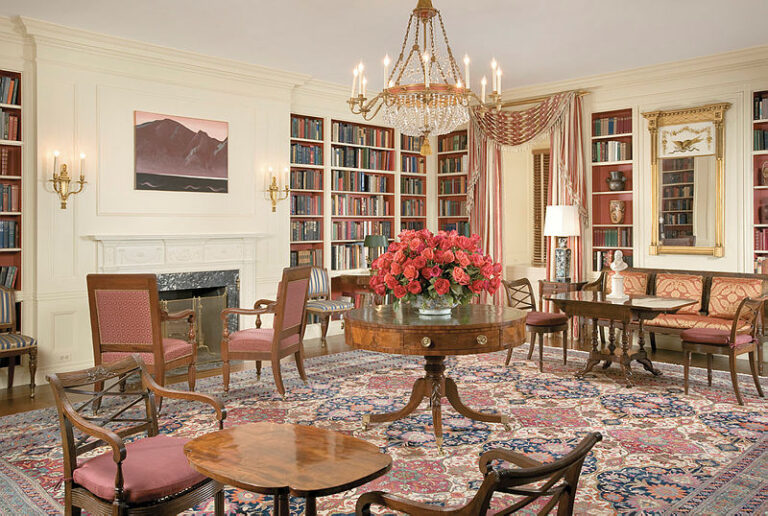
<box><xmin>421</xmin><ymin>337</ymin><xmax>432</xmax><ymax>348</ymax></box>
<box><xmin>476</xmin><ymin>335</ymin><xmax>488</xmax><ymax>345</ymax></box>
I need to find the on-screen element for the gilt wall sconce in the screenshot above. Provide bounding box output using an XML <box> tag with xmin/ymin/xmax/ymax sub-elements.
<box><xmin>49</xmin><ymin>151</ymin><xmax>87</xmax><ymax>209</ymax></box>
<box><xmin>264</xmin><ymin>166</ymin><xmax>289</xmax><ymax>212</ymax></box>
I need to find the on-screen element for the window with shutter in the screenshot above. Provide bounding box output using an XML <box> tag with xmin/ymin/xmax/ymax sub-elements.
<box><xmin>532</xmin><ymin>150</ymin><xmax>550</xmax><ymax>265</ymax></box>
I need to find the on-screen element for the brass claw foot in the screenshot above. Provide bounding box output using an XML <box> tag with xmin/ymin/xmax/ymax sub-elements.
<box><xmin>361</xmin><ymin>414</ymin><xmax>370</xmax><ymax>431</ymax></box>
<box><xmin>500</xmin><ymin>415</ymin><xmax>511</xmax><ymax>432</ymax></box>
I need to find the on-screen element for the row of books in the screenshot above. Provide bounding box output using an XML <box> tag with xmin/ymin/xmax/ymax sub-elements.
<box><xmin>438</xmin><ymin>199</ymin><xmax>466</xmax><ymax>217</ymax></box>
<box><xmin>754</xmin><ymin>229</ymin><xmax>768</xmax><ymax>251</ymax></box>
<box><xmin>661</xmin><ymin>157</ymin><xmax>694</xmax><ymax>172</ymax></box>
<box><xmin>592</xmin><ymin>115</ymin><xmax>631</xmax><ymax>136</ymax></box>
<box><xmin>593</xmin><ymin>228</ymin><xmax>632</xmax><ymax>247</ymax></box>
<box><xmin>402</xmin><ymin>198</ymin><xmax>425</xmax><ymax>217</ymax></box>
<box><xmin>0</xmin><ymin>110</ymin><xmax>20</xmax><ymax>141</ymax></box>
<box><xmin>754</xmin><ymin>92</ymin><xmax>768</xmax><ymax>121</ymax></box>
<box><xmin>662</xmin><ymin>184</ymin><xmax>693</xmax><ymax>197</ymax></box>
<box><xmin>593</xmin><ymin>250</ymin><xmax>633</xmax><ymax>271</ymax></box>
<box><xmin>439</xmin><ymin>155</ymin><xmax>468</xmax><ymax>174</ymax></box>
<box><xmin>331</xmin><ymin>122</ymin><xmax>393</xmax><ymax>148</ymax></box>
<box><xmin>402</xmin><ymin>135</ymin><xmax>421</xmax><ymax>152</ymax></box>
<box><xmin>290</xmin><ymin>169</ymin><xmax>322</xmax><ymax>190</ymax></box>
<box><xmin>438</xmin><ymin>133</ymin><xmax>467</xmax><ymax>152</ymax></box>
<box><xmin>0</xmin><ymin>265</ymin><xmax>18</xmax><ymax>289</ymax></box>
<box><xmin>441</xmin><ymin>221</ymin><xmax>470</xmax><ymax>235</ymax></box>
<box><xmin>662</xmin><ymin>229</ymin><xmax>693</xmax><ymax>239</ymax></box>
<box><xmin>401</xmin><ymin>177</ymin><xmax>425</xmax><ymax>195</ymax></box>
<box><xmin>0</xmin><ymin>220</ymin><xmax>18</xmax><ymax>248</ymax></box>
<box><xmin>0</xmin><ymin>76</ymin><xmax>19</xmax><ymax>105</ymax></box>
<box><xmin>754</xmin><ymin>256</ymin><xmax>768</xmax><ymax>274</ymax></box>
<box><xmin>662</xmin><ymin>199</ymin><xmax>692</xmax><ymax>211</ymax></box>
<box><xmin>0</xmin><ymin>148</ymin><xmax>19</xmax><ymax>176</ymax></box>
<box><xmin>662</xmin><ymin>213</ymin><xmax>692</xmax><ymax>225</ymax></box>
<box><xmin>331</xmin><ymin>243</ymin><xmax>365</xmax><ymax>271</ymax></box>
<box><xmin>290</xmin><ymin>143</ymin><xmax>323</xmax><ymax>166</ymax></box>
<box><xmin>0</xmin><ymin>183</ymin><xmax>20</xmax><ymax>212</ymax></box>
<box><xmin>401</xmin><ymin>155</ymin><xmax>425</xmax><ymax>173</ymax></box>
<box><xmin>290</xmin><ymin>194</ymin><xmax>322</xmax><ymax>216</ymax></box>
<box><xmin>592</xmin><ymin>141</ymin><xmax>631</xmax><ymax>162</ymax></box>
<box><xmin>662</xmin><ymin>171</ymin><xmax>694</xmax><ymax>185</ymax></box>
<box><xmin>439</xmin><ymin>176</ymin><xmax>466</xmax><ymax>195</ymax></box>
<box><xmin>402</xmin><ymin>220</ymin><xmax>425</xmax><ymax>231</ymax></box>
<box><xmin>331</xmin><ymin>220</ymin><xmax>392</xmax><ymax>240</ymax></box>
<box><xmin>331</xmin><ymin>194</ymin><xmax>391</xmax><ymax>216</ymax></box>
<box><xmin>331</xmin><ymin>170</ymin><xmax>389</xmax><ymax>193</ymax></box>
<box><xmin>755</xmin><ymin>129</ymin><xmax>768</xmax><ymax>151</ymax></box>
<box><xmin>331</xmin><ymin>147</ymin><xmax>392</xmax><ymax>171</ymax></box>
<box><xmin>291</xmin><ymin>116</ymin><xmax>323</xmax><ymax>141</ymax></box>
<box><xmin>290</xmin><ymin>248</ymin><xmax>322</xmax><ymax>267</ymax></box>
<box><xmin>290</xmin><ymin>220</ymin><xmax>321</xmax><ymax>242</ymax></box>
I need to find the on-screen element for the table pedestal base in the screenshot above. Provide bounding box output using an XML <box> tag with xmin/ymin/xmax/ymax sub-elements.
<box><xmin>362</xmin><ymin>355</ymin><xmax>510</xmax><ymax>453</ymax></box>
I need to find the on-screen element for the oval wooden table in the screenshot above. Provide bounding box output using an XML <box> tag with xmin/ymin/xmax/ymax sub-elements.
<box><xmin>344</xmin><ymin>304</ymin><xmax>527</xmax><ymax>453</ymax></box>
<box><xmin>183</xmin><ymin>422</ymin><xmax>392</xmax><ymax>515</ymax></box>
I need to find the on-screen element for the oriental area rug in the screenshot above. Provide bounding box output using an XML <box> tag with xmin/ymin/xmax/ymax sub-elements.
<box><xmin>1</xmin><ymin>347</ymin><xmax>767</xmax><ymax>515</ymax></box>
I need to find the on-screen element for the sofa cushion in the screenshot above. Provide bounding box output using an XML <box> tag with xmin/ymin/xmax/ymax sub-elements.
<box><xmin>654</xmin><ymin>273</ymin><xmax>703</xmax><ymax>314</ymax></box>
<box><xmin>644</xmin><ymin>314</ymin><xmax>751</xmax><ymax>332</ymax></box>
<box><xmin>526</xmin><ymin>311</ymin><xmax>568</xmax><ymax>327</ymax></box>
<box><xmin>680</xmin><ymin>328</ymin><xmax>754</xmax><ymax>348</ymax></box>
<box><xmin>707</xmin><ymin>277</ymin><xmax>763</xmax><ymax>319</ymax></box>
<box><xmin>72</xmin><ymin>434</ymin><xmax>206</xmax><ymax>503</ymax></box>
<box><xmin>605</xmin><ymin>271</ymin><xmax>649</xmax><ymax>296</ymax></box>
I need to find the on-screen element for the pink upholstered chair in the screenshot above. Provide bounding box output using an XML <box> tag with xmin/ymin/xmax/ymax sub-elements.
<box><xmin>221</xmin><ymin>266</ymin><xmax>312</xmax><ymax>396</ymax></box>
<box><xmin>86</xmin><ymin>274</ymin><xmax>197</xmax><ymax>410</ymax></box>
<box><xmin>682</xmin><ymin>296</ymin><xmax>766</xmax><ymax>405</ymax></box>
<box><xmin>46</xmin><ymin>355</ymin><xmax>226</xmax><ymax>516</ymax></box>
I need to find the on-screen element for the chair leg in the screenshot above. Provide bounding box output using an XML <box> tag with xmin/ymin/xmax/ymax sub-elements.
<box><xmin>295</xmin><ymin>346</ymin><xmax>308</xmax><ymax>384</ymax></box>
<box><xmin>749</xmin><ymin>350</ymin><xmax>764</xmax><ymax>398</ymax></box>
<box><xmin>504</xmin><ymin>334</ymin><xmax>515</xmax><ymax>366</ymax></box>
<box><xmin>223</xmin><ymin>359</ymin><xmax>230</xmax><ymax>392</ymax></box>
<box><xmin>707</xmin><ymin>354</ymin><xmax>713</xmax><ymax>386</ymax></box>
<box><xmin>272</xmin><ymin>357</ymin><xmax>286</xmax><ymax>398</ymax></box>
<box><xmin>27</xmin><ymin>347</ymin><xmax>36</xmax><ymax>399</ymax></box>
<box><xmin>214</xmin><ymin>489</ymin><xmax>225</xmax><ymax>516</ymax></box>
<box><xmin>728</xmin><ymin>351</ymin><xmax>744</xmax><ymax>406</ymax></box>
<box><xmin>562</xmin><ymin>329</ymin><xmax>568</xmax><ymax>365</ymax></box>
<box><xmin>683</xmin><ymin>349</ymin><xmax>690</xmax><ymax>395</ymax></box>
<box><xmin>320</xmin><ymin>315</ymin><xmax>330</xmax><ymax>346</ymax></box>
<box><xmin>527</xmin><ymin>333</ymin><xmax>536</xmax><ymax>360</ymax></box>
<box><xmin>649</xmin><ymin>332</ymin><xmax>657</xmax><ymax>352</ymax></box>
<box><xmin>93</xmin><ymin>380</ymin><xmax>104</xmax><ymax>414</ymax></box>
<box><xmin>538</xmin><ymin>333</ymin><xmax>544</xmax><ymax>373</ymax></box>
<box><xmin>256</xmin><ymin>360</ymin><xmax>262</xmax><ymax>378</ymax></box>
<box><xmin>599</xmin><ymin>326</ymin><xmax>606</xmax><ymax>345</ymax></box>
<box><xmin>6</xmin><ymin>356</ymin><xmax>14</xmax><ymax>389</ymax></box>
<box><xmin>156</xmin><ymin>373</ymin><xmax>165</xmax><ymax>413</ymax></box>
<box><xmin>187</xmin><ymin>362</ymin><xmax>196</xmax><ymax>392</ymax></box>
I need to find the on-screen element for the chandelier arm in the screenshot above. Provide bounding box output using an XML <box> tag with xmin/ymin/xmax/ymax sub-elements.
<box><xmin>437</xmin><ymin>11</ymin><xmax>462</xmax><ymax>82</ymax></box>
<box><xmin>390</xmin><ymin>13</ymin><xmax>415</xmax><ymax>86</ymax></box>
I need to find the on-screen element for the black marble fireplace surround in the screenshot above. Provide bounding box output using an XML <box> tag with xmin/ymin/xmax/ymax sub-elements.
<box><xmin>156</xmin><ymin>269</ymin><xmax>239</xmax><ymax>334</ymax></box>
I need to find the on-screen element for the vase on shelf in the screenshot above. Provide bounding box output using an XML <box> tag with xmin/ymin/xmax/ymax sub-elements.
<box><xmin>412</xmin><ymin>295</ymin><xmax>459</xmax><ymax>316</ymax></box>
<box><xmin>761</xmin><ymin>162</ymin><xmax>768</xmax><ymax>186</ymax></box>
<box><xmin>609</xmin><ymin>200</ymin><xmax>626</xmax><ymax>224</ymax></box>
<box><xmin>606</xmin><ymin>170</ymin><xmax>626</xmax><ymax>191</ymax></box>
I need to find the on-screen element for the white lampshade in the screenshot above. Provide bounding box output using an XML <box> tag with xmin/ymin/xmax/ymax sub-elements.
<box><xmin>543</xmin><ymin>205</ymin><xmax>581</xmax><ymax>237</ymax></box>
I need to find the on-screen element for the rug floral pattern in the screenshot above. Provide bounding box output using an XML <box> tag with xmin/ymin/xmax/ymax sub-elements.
<box><xmin>0</xmin><ymin>347</ymin><xmax>766</xmax><ymax>515</ymax></box>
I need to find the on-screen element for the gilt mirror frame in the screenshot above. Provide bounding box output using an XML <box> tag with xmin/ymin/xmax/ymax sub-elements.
<box><xmin>642</xmin><ymin>102</ymin><xmax>730</xmax><ymax>257</ymax></box>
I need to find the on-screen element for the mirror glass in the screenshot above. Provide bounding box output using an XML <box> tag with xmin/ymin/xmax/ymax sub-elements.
<box><xmin>657</xmin><ymin>156</ymin><xmax>716</xmax><ymax>248</ymax></box>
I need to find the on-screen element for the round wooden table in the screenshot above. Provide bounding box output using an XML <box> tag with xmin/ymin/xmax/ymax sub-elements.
<box><xmin>183</xmin><ymin>422</ymin><xmax>392</xmax><ymax>515</ymax></box>
<box><xmin>344</xmin><ymin>304</ymin><xmax>527</xmax><ymax>452</ymax></box>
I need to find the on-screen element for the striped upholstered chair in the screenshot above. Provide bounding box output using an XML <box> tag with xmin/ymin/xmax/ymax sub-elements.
<box><xmin>0</xmin><ymin>286</ymin><xmax>37</xmax><ymax>398</ymax></box>
<box><xmin>305</xmin><ymin>267</ymin><xmax>355</xmax><ymax>345</ymax></box>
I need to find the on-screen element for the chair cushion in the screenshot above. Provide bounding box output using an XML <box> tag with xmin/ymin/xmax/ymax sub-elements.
<box><xmin>0</xmin><ymin>333</ymin><xmax>36</xmax><ymax>351</ymax></box>
<box><xmin>707</xmin><ymin>277</ymin><xmax>763</xmax><ymax>319</ymax></box>
<box><xmin>228</xmin><ymin>328</ymin><xmax>299</xmax><ymax>353</ymax></box>
<box><xmin>680</xmin><ymin>328</ymin><xmax>754</xmax><ymax>348</ymax></box>
<box><xmin>305</xmin><ymin>299</ymin><xmax>355</xmax><ymax>313</ymax></box>
<box><xmin>654</xmin><ymin>273</ymin><xmax>704</xmax><ymax>314</ymax></box>
<box><xmin>102</xmin><ymin>338</ymin><xmax>193</xmax><ymax>366</ymax></box>
<box><xmin>72</xmin><ymin>434</ymin><xmax>206</xmax><ymax>504</ymax></box>
<box><xmin>526</xmin><ymin>311</ymin><xmax>568</xmax><ymax>327</ymax></box>
<box><xmin>605</xmin><ymin>271</ymin><xmax>648</xmax><ymax>296</ymax></box>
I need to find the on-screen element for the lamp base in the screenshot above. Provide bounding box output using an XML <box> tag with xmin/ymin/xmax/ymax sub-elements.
<box><xmin>554</xmin><ymin>238</ymin><xmax>571</xmax><ymax>283</ymax></box>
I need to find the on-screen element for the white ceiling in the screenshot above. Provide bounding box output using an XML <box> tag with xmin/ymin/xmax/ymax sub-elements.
<box><xmin>2</xmin><ymin>0</ymin><xmax>768</xmax><ymax>90</ymax></box>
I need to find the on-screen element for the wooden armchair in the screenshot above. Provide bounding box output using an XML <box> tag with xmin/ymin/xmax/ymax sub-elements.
<box><xmin>356</xmin><ymin>432</ymin><xmax>602</xmax><ymax>515</ymax></box>
<box><xmin>46</xmin><ymin>355</ymin><xmax>226</xmax><ymax>516</ymax></box>
<box><xmin>305</xmin><ymin>267</ymin><xmax>355</xmax><ymax>345</ymax></box>
<box><xmin>221</xmin><ymin>266</ymin><xmax>312</xmax><ymax>396</ymax></box>
<box><xmin>86</xmin><ymin>274</ymin><xmax>197</xmax><ymax>411</ymax></box>
<box><xmin>0</xmin><ymin>286</ymin><xmax>37</xmax><ymax>398</ymax></box>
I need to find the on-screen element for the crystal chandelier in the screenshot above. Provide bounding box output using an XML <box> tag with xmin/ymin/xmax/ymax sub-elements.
<box><xmin>348</xmin><ymin>0</ymin><xmax>503</xmax><ymax>156</ymax></box>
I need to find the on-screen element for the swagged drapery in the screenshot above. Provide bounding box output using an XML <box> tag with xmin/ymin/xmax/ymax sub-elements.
<box><xmin>467</xmin><ymin>91</ymin><xmax>588</xmax><ymax>303</ymax></box>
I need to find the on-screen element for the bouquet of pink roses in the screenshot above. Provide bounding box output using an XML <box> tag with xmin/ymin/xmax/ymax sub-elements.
<box><xmin>369</xmin><ymin>229</ymin><xmax>502</xmax><ymax>309</ymax></box>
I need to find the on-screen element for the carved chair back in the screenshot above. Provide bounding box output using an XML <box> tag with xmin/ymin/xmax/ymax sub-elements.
<box><xmin>86</xmin><ymin>274</ymin><xmax>164</xmax><ymax>366</ymax></box>
<box><xmin>272</xmin><ymin>266</ymin><xmax>312</xmax><ymax>351</ymax></box>
<box><xmin>502</xmin><ymin>278</ymin><xmax>537</xmax><ymax>312</ymax></box>
<box><xmin>732</xmin><ymin>296</ymin><xmax>766</xmax><ymax>342</ymax></box>
<box><xmin>0</xmin><ymin>286</ymin><xmax>16</xmax><ymax>331</ymax></box>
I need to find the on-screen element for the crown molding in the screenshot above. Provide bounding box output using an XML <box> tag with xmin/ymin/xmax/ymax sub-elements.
<box><xmin>15</xmin><ymin>16</ymin><xmax>312</xmax><ymax>93</ymax></box>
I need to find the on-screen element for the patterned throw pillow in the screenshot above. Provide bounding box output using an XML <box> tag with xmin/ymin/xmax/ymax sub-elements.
<box><xmin>654</xmin><ymin>273</ymin><xmax>704</xmax><ymax>314</ymax></box>
<box><xmin>605</xmin><ymin>271</ymin><xmax>648</xmax><ymax>296</ymax></box>
<box><xmin>707</xmin><ymin>277</ymin><xmax>763</xmax><ymax>319</ymax></box>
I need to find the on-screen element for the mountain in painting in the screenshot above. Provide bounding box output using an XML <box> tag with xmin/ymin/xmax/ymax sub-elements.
<box><xmin>135</xmin><ymin>118</ymin><xmax>227</xmax><ymax>178</ymax></box>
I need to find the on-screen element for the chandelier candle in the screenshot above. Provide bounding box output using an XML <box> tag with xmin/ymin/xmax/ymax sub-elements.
<box><xmin>463</xmin><ymin>55</ymin><xmax>470</xmax><ymax>88</ymax></box>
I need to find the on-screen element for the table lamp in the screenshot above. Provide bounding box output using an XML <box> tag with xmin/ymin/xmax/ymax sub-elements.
<box><xmin>543</xmin><ymin>205</ymin><xmax>581</xmax><ymax>282</ymax></box>
<box><xmin>364</xmin><ymin>234</ymin><xmax>389</xmax><ymax>267</ymax></box>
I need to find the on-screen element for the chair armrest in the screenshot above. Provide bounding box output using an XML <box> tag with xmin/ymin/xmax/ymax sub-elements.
<box><xmin>61</xmin><ymin>402</ymin><xmax>126</xmax><ymax>463</ymax></box>
<box><xmin>220</xmin><ymin>307</ymin><xmax>270</xmax><ymax>321</ymax></box>
<box><xmin>142</xmin><ymin>374</ymin><xmax>226</xmax><ymax>428</ymax></box>
<box><xmin>160</xmin><ymin>309</ymin><xmax>195</xmax><ymax>322</ymax></box>
<box><xmin>253</xmin><ymin>299</ymin><xmax>276</xmax><ymax>310</ymax></box>
<box><xmin>356</xmin><ymin>491</ymin><xmax>451</xmax><ymax>515</ymax></box>
<box><xmin>478</xmin><ymin>448</ymin><xmax>542</xmax><ymax>474</ymax></box>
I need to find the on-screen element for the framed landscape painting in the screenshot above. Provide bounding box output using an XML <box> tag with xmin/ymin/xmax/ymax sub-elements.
<box><xmin>134</xmin><ymin>111</ymin><xmax>228</xmax><ymax>193</ymax></box>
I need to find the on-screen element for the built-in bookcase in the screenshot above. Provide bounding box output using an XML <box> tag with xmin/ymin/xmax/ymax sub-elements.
<box><xmin>400</xmin><ymin>134</ymin><xmax>427</xmax><ymax>231</ymax></box>
<box><xmin>437</xmin><ymin>129</ymin><xmax>469</xmax><ymax>235</ymax></box>
<box><xmin>0</xmin><ymin>69</ymin><xmax>21</xmax><ymax>291</ymax></box>
<box><xmin>752</xmin><ymin>90</ymin><xmax>768</xmax><ymax>271</ymax></box>
<box><xmin>289</xmin><ymin>114</ymin><xmax>324</xmax><ymax>267</ymax></box>
<box><xmin>590</xmin><ymin>108</ymin><xmax>634</xmax><ymax>272</ymax></box>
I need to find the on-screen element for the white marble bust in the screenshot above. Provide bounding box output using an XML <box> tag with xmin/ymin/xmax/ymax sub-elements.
<box><xmin>610</xmin><ymin>250</ymin><xmax>628</xmax><ymax>274</ymax></box>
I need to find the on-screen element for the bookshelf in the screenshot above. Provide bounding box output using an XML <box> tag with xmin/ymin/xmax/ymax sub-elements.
<box><xmin>289</xmin><ymin>114</ymin><xmax>324</xmax><ymax>267</ymax></box>
<box><xmin>0</xmin><ymin>70</ymin><xmax>21</xmax><ymax>292</ymax></box>
<box><xmin>400</xmin><ymin>134</ymin><xmax>427</xmax><ymax>231</ymax></box>
<box><xmin>660</xmin><ymin>157</ymin><xmax>694</xmax><ymax>243</ymax></box>
<box><xmin>753</xmin><ymin>90</ymin><xmax>768</xmax><ymax>271</ymax></box>
<box><xmin>437</xmin><ymin>129</ymin><xmax>469</xmax><ymax>235</ymax></box>
<box><xmin>590</xmin><ymin>108</ymin><xmax>634</xmax><ymax>272</ymax></box>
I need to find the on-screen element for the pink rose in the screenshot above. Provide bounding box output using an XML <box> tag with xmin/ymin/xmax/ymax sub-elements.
<box><xmin>455</xmin><ymin>250</ymin><xmax>470</xmax><ymax>267</ymax></box>
<box><xmin>452</xmin><ymin>266</ymin><xmax>470</xmax><ymax>285</ymax></box>
<box><xmin>373</xmin><ymin>283</ymin><xmax>386</xmax><ymax>296</ymax></box>
<box><xmin>412</xmin><ymin>256</ymin><xmax>427</xmax><ymax>269</ymax></box>
<box><xmin>422</xmin><ymin>248</ymin><xmax>435</xmax><ymax>261</ymax></box>
<box><xmin>384</xmin><ymin>274</ymin><xmax>399</xmax><ymax>290</ymax></box>
<box><xmin>487</xmin><ymin>276</ymin><xmax>501</xmax><ymax>294</ymax></box>
<box><xmin>481</xmin><ymin>264</ymin><xmax>494</xmax><ymax>278</ymax></box>
<box><xmin>394</xmin><ymin>250</ymin><xmax>406</xmax><ymax>263</ymax></box>
<box><xmin>403</xmin><ymin>264</ymin><xmax>418</xmax><ymax>280</ymax></box>
<box><xmin>469</xmin><ymin>279</ymin><xmax>485</xmax><ymax>294</ymax></box>
<box><xmin>421</xmin><ymin>267</ymin><xmax>434</xmax><ymax>279</ymax></box>
<box><xmin>439</xmin><ymin>250</ymin><xmax>455</xmax><ymax>264</ymax></box>
<box><xmin>409</xmin><ymin>238</ymin><xmax>423</xmax><ymax>252</ymax></box>
<box><xmin>407</xmin><ymin>280</ymin><xmax>422</xmax><ymax>295</ymax></box>
<box><xmin>434</xmin><ymin>278</ymin><xmax>451</xmax><ymax>296</ymax></box>
<box><xmin>390</xmin><ymin>262</ymin><xmax>403</xmax><ymax>276</ymax></box>
<box><xmin>458</xmin><ymin>236</ymin><xmax>472</xmax><ymax>250</ymax></box>
<box><xmin>430</xmin><ymin>265</ymin><xmax>442</xmax><ymax>278</ymax></box>
<box><xmin>393</xmin><ymin>285</ymin><xmax>407</xmax><ymax>299</ymax></box>
<box><xmin>470</xmin><ymin>254</ymin><xmax>484</xmax><ymax>267</ymax></box>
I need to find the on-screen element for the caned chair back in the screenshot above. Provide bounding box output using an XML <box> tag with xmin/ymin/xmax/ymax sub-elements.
<box><xmin>86</xmin><ymin>274</ymin><xmax>163</xmax><ymax>365</ymax></box>
<box><xmin>732</xmin><ymin>296</ymin><xmax>766</xmax><ymax>342</ymax></box>
<box><xmin>502</xmin><ymin>278</ymin><xmax>537</xmax><ymax>312</ymax></box>
<box><xmin>0</xmin><ymin>286</ymin><xmax>16</xmax><ymax>329</ymax></box>
<box><xmin>273</xmin><ymin>266</ymin><xmax>312</xmax><ymax>349</ymax></box>
<box><xmin>308</xmin><ymin>267</ymin><xmax>330</xmax><ymax>300</ymax></box>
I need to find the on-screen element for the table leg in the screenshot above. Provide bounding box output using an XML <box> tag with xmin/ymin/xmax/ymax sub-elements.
<box><xmin>577</xmin><ymin>318</ymin><xmax>602</xmax><ymax>378</ymax></box>
<box><xmin>602</xmin><ymin>320</ymin><xmax>616</xmax><ymax>369</ymax></box>
<box><xmin>619</xmin><ymin>322</ymin><xmax>634</xmax><ymax>388</ymax></box>
<box><xmin>276</xmin><ymin>492</ymin><xmax>290</xmax><ymax>516</ymax></box>
<box><xmin>305</xmin><ymin>495</ymin><xmax>317</xmax><ymax>516</ymax></box>
<box><xmin>362</xmin><ymin>378</ymin><xmax>427</xmax><ymax>430</ymax></box>
<box><xmin>631</xmin><ymin>318</ymin><xmax>662</xmax><ymax>376</ymax></box>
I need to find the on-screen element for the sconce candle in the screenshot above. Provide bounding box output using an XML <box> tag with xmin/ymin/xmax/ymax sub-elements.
<box><xmin>49</xmin><ymin>150</ymin><xmax>87</xmax><ymax>209</ymax></box>
<box><xmin>264</xmin><ymin>166</ymin><xmax>290</xmax><ymax>212</ymax></box>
